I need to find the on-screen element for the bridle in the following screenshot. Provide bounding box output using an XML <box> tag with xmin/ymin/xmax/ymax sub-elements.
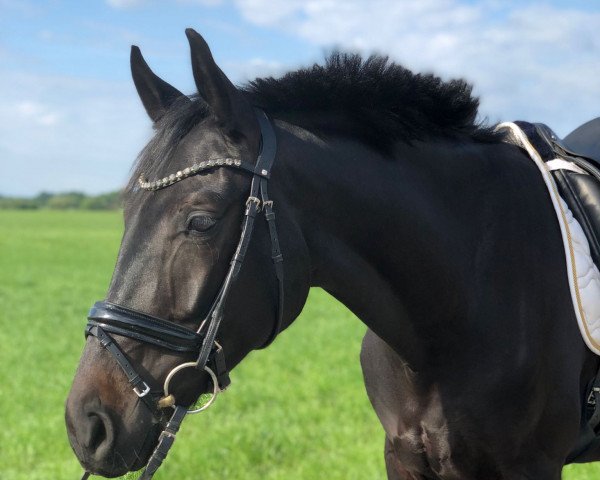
<box><xmin>81</xmin><ymin>109</ymin><xmax>283</xmax><ymax>480</ymax></box>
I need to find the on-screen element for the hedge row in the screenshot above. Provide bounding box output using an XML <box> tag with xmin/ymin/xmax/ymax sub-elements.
<box><xmin>0</xmin><ymin>191</ymin><xmax>122</xmax><ymax>210</ymax></box>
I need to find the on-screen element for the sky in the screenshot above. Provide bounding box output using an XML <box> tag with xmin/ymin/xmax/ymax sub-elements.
<box><xmin>1</xmin><ymin>0</ymin><xmax>599</xmax><ymax>196</ymax></box>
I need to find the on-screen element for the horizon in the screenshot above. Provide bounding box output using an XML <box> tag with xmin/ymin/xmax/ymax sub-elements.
<box><xmin>1</xmin><ymin>0</ymin><xmax>599</xmax><ymax>196</ymax></box>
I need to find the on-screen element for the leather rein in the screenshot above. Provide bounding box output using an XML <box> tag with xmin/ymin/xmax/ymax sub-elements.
<box><xmin>82</xmin><ymin>109</ymin><xmax>283</xmax><ymax>479</ymax></box>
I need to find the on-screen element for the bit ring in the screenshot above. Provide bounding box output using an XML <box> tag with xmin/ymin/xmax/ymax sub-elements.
<box><xmin>163</xmin><ymin>362</ymin><xmax>219</xmax><ymax>414</ymax></box>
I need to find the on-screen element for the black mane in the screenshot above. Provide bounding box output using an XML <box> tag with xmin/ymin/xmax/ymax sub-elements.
<box><xmin>128</xmin><ymin>53</ymin><xmax>499</xmax><ymax>191</ymax></box>
<box><xmin>243</xmin><ymin>53</ymin><xmax>499</xmax><ymax>150</ymax></box>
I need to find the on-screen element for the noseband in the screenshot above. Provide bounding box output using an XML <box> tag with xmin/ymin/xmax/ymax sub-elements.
<box><xmin>82</xmin><ymin>109</ymin><xmax>283</xmax><ymax>480</ymax></box>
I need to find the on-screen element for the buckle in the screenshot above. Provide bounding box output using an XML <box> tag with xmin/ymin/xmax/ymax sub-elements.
<box><xmin>587</xmin><ymin>387</ymin><xmax>600</xmax><ymax>406</ymax></box>
<box><xmin>134</xmin><ymin>382</ymin><xmax>151</xmax><ymax>397</ymax></box>
<box><xmin>245</xmin><ymin>196</ymin><xmax>261</xmax><ymax>213</ymax></box>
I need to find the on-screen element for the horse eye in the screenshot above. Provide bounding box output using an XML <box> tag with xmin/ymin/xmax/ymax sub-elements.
<box><xmin>187</xmin><ymin>214</ymin><xmax>216</xmax><ymax>232</ymax></box>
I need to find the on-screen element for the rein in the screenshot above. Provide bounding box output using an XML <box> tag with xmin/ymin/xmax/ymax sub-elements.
<box><xmin>82</xmin><ymin>109</ymin><xmax>283</xmax><ymax>479</ymax></box>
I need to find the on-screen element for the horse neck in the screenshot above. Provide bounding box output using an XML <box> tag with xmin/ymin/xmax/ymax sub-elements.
<box><xmin>275</xmin><ymin>122</ymin><xmax>488</xmax><ymax>366</ymax></box>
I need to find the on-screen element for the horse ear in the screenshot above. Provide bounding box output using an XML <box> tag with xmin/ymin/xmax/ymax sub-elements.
<box><xmin>185</xmin><ymin>28</ymin><xmax>252</xmax><ymax>127</ymax></box>
<box><xmin>130</xmin><ymin>45</ymin><xmax>187</xmax><ymax>123</ymax></box>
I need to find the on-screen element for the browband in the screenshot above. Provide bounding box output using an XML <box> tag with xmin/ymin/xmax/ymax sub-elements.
<box><xmin>138</xmin><ymin>158</ymin><xmax>270</xmax><ymax>191</ymax></box>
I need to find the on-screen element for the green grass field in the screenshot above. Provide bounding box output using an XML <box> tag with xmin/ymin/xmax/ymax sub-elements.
<box><xmin>0</xmin><ymin>210</ymin><xmax>599</xmax><ymax>479</ymax></box>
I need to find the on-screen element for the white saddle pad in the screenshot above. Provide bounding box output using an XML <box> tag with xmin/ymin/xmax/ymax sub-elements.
<box><xmin>497</xmin><ymin>122</ymin><xmax>600</xmax><ymax>355</ymax></box>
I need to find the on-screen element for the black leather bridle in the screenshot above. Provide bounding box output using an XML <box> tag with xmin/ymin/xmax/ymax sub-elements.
<box><xmin>81</xmin><ymin>110</ymin><xmax>283</xmax><ymax>480</ymax></box>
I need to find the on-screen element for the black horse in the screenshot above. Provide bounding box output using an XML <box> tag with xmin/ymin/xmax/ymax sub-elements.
<box><xmin>66</xmin><ymin>29</ymin><xmax>600</xmax><ymax>479</ymax></box>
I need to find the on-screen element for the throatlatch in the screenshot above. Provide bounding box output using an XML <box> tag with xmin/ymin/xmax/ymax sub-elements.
<box><xmin>82</xmin><ymin>109</ymin><xmax>283</xmax><ymax>479</ymax></box>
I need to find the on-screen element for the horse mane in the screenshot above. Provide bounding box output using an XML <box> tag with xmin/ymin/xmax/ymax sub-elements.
<box><xmin>127</xmin><ymin>53</ymin><xmax>500</xmax><ymax>192</ymax></box>
<box><xmin>243</xmin><ymin>52</ymin><xmax>500</xmax><ymax>150</ymax></box>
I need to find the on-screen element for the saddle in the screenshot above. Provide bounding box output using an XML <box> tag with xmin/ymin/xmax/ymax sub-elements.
<box><xmin>564</xmin><ymin>118</ymin><xmax>600</xmax><ymax>165</ymax></box>
<box><xmin>517</xmin><ymin>119</ymin><xmax>600</xmax><ymax>268</ymax></box>
<box><xmin>515</xmin><ymin>118</ymin><xmax>600</xmax><ymax>463</ymax></box>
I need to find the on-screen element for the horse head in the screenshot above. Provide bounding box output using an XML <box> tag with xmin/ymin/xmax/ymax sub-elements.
<box><xmin>65</xmin><ymin>29</ymin><xmax>309</xmax><ymax>477</ymax></box>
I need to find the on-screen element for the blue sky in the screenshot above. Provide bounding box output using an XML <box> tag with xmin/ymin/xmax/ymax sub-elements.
<box><xmin>1</xmin><ymin>0</ymin><xmax>599</xmax><ymax>196</ymax></box>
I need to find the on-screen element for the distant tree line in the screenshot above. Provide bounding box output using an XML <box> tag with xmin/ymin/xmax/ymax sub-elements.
<box><xmin>0</xmin><ymin>191</ymin><xmax>122</xmax><ymax>210</ymax></box>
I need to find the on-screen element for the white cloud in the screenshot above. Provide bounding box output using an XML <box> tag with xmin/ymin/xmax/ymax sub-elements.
<box><xmin>37</xmin><ymin>29</ymin><xmax>55</xmax><ymax>42</ymax></box>
<box><xmin>106</xmin><ymin>0</ymin><xmax>222</xmax><ymax>8</ymax></box>
<box><xmin>0</xmin><ymin>72</ymin><xmax>150</xmax><ymax>196</ymax></box>
<box><xmin>233</xmin><ymin>0</ymin><xmax>305</xmax><ymax>27</ymax></box>
<box><xmin>0</xmin><ymin>0</ymin><xmax>42</xmax><ymax>15</ymax></box>
<box><xmin>106</xmin><ymin>0</ymin><xmax>148</xmax><ymax>8</ymax></box>
<box><xmin>175</xmin><ymin>0</ymin><xmax>224</xmax><ymax>5</ymax></box>
<box><xmin>3</xmin><ymin>0</ymin><xmax>599</xmax><ymax>197</ymax></box>
<box><xmin>232</xmin><ymin>0</ymin><xmax>600</xmax><ymax>136</ymax></box>
<box><xmin>15</xmin><ymin>100</ymin><xmax>62</xmax><ymax>126</ymax></box>
<box><xmin>225</xmin><ymin>57</ymin><xmax>287</xmax><ymax>83</ymax></box>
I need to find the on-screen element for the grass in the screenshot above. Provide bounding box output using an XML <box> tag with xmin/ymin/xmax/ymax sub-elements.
<box><xmin>0</xmin><ymin>209</ymin><xmax>598</xmax><ymax>479</ymax></box>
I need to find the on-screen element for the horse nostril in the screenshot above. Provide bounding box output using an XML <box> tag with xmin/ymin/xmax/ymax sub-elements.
<box><xmin>86</xmin><ymin>414</ymin><xmax>107</xmax><ymax>452</ymax></box>
<box><xmin>82</xmin><ymin>411</ymin><xmax>114</xmax><ymax>458</ymax></box>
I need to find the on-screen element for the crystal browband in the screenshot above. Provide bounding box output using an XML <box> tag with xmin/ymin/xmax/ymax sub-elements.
<box><xmin>138</xmin><ymin>157</ymin><xmax>271</xmax><ymax>191</ymax></box>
